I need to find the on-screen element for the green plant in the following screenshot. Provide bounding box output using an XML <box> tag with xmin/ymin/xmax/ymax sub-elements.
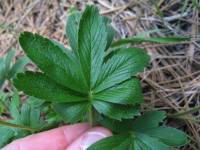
<box><xmin>0</xmin><ymin>49</ymin><xmax>29</xmax><ymax>87</ymax></box>
<box><xmin>0</xmin><ymin>94</ymin><xmax>45</xmax><ymax>147</ymax></box>
<box><xmin>0</xmin><ymin>5</ymin><xmax>188</xmax><ymax>149</ymax></box>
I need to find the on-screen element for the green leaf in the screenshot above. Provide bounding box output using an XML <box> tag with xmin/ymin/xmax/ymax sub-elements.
<box><xmin>115</xmin><ymin>48</ymin><xmax>150</xmax><ymax>75</ymax></box>
<box><xmin>5</xmin><ymin>50</ymin><xmax>15</xmax><ymax>72</ymax></box>
<box><xmin>9</xmin><ymin>92</ymin><xmax>20</xmax><ymax>119</ymax></box>
<box><xmin>17</xmin><ymin>103</ymin><xmax>44</xmax><ymax>129</ymax></box>
<box><xmin>51</xmin><ymin>39</ymin><xmax>71</xmax><ymax>52</ymax></box>
<box><xmin>15</xmin><ymin>5</ymin><xmax>150</xmax><ymax>129</ymax></box>
<box><xmin>133</xmin><ymin>111</ymin><xmax>166</xmax><ymax>131</ymax></box>
<box><xmin>136</xmin><ymin>133</ymin><xmax>170</xmax><ymax>150</ymax></box>
<box><xmin>97</xmin><ymin>111</ymin><xmax>187</xmax><ymax>150</ymax></box>
<box><xmin>19</xmin><ymin>32</ymin><xmax>87</xmax><ymax>93</ymax></box>
<box><xmin>94</xmin><ymin>78</ymin><xmax>143</xmax><ymax>104</ymax></box>
<box><xmin>143</xmin><ymin>127</ymin><xmax>188</xmax><ymax>146</ymax></box>
<box><xmin>53</xmin><ymin>102</ymin><xmax>88</xmax><ymax>123</ymax></box>
<box><xmin>88</xmin><ymin>133</ymin><xmax>170</xmax><ymax>150</ymax></box>
<box><xmin>77</xmin><ymin>6</ymin><xmax>107</xmax><ymax>88</ymax></box>
<box><xmin>103</xmin><ymin>17</ymin><xmax>115</xmax><ymax>49</ymax></box>
<box><xmin>0</xmin><ymin>119</ymin><xmax>36</xmax><ymax>132</ymax></box>
<box><xmin>66</xmin><ymin>13</ymin><xmax>115</xmax><ymax>52</ymax></box>
<box><xmin>111</xmin><ymin>36</ymin><xmax>190</xmax><ymax>47</ymax></box>
<box><xmin>192</xmin><ymin>0</ymin><xmax>200</xmax><ymax>12</ymax></box>
<box><xmin>0</xmin><ymin>127</ymin><xmax>14</xmax><ymax>148</ymax></box>
<box><xmin>94</xmin><ymin>48</ymin><xmax>149</xmax><ymax>93</ymax></box>
<box><xmin>0</xmin><ymin>50</ymin><xmax>16</xmax><ymax>86</ymax></box>
<box><xmin>14</xmin><ymin>72</ymin><xmax>86</xmax><ymax>102</ymax></box>
<box><xmin>26</xmin><ymin>97</ymin><xmax>45</xmax><ymax>108</ymax></box>
<box><xmin>20</xmin><ymin>103</ymin><xmax>31</xmax><ymax>126</ymax></box>
<box><xmin>8</xmin><ymin>56</ymin><xmax>29</xmax><ymax>79</ymax></box>
<box><xmin>87</xmin><ymin>134</ymin><xmax>130</xmax><ymax>150</ymax></box>
<box><xmin>66</xmin><ymin>12</ymin><xmax>81</xmax><ymax>51</ymax></box>
<box><xmin>0</xmin><ymin>59</ymin><xmax>6</xmax><ymax>87</ymax></box>
<box><xmin>100</xmin><ymin>117</ymin><xmax>136</xmax><ymax>133</ymax></box>
<box><xmin>93</xmin><ymin>101</ymin><xmax>139</xmax><ymax>120</ymax></box>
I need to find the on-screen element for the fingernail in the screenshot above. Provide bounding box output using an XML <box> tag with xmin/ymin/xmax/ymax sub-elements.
<box><xmin>80</xmin><ymin>131</ymin><xmax>107</xmax><ymax>150</ymax></box>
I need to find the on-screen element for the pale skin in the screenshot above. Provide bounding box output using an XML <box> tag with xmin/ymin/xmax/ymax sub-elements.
<box><xmin>2</xmin><ymin>123</ymin><xmax>112</xmax><ymax>150</ymax></box>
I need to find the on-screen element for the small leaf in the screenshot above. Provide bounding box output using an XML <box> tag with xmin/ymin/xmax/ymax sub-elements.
<box><xmin>93</xmin><ymin>101</ymin><xmax>139</xmax><ymax>120</ymax></box>
<box><xmin>5</xmin><ymin>50</ymin><xmax>15</xmax><ymax>72</ymax></box>
<box><xmin>53</xmin><ymin>102</ymin><xmax>88</xmax><ymax>123</ymax></box>
<box><xmin>133</xmin><ymin>111</ymin><xmax>166</xmax><ymax>131</ymax></box>
<box><xmin>111</xmin><ymin>36</ymin><xmax>190</xmax><ymax>47</ymax></box>
<box><xmin>77</xmin><ymin>6</ymin><xmax>107</xmax><ymax>88</ymax></box>
<box><xmin>0</xmin><ymin>59</ymin><xmax>6</xmax><ymax>87</ymax></box>
<box><xmin>136</xmin><ymin>133</ymin><xmax>170</xmax><ymax>150</ymax></box>
<box><xmin>14</xmin><ymin>72</ymin><xmax>86</xmax><ymax>102</ymax></box>
<box><xmin>100</xmin><ymin>118</ymin><xmax>135</xmax><ymax>133</ymax></box>
<box><xmin>8</xmin><ymin>56</ymin><xmax>29</xmax><ymax>79</ymax></box>
<box><xmin>9</xmin><ymin>92</ymin><xmax>20</xmax><ymax>119</ymax></box>
<box><xmin>0</xmin><ymin>127</ymin><xmax>14</xmax><ymax>148</ymax></box>
<box><xmin>115</xmin><ymin>48</ymin><xmax>150</xmax><ymax>75</ymax></box>
<box><xmin>94</xmin><ymin>48</ymin><xmax>149</xmax><ymax>93</ymax></box>
<box><xmin>19</xmin><ymin>32</ymin><xmax>87</xmax><ymax>93</ymax></box>
<box><xmin>94</xmin><ymin>51</ymin><xmax>133</xmax><ymax>93</ymax></box>
<box><xmin>87</xmin><ymin>134</ymin><xmax>130</xmax><ymax>150</ymax></box>
<box><xmin>94</xmin><ymin>78</ymin><xmax>143</xmax><ymax>105</ymax></box>
<box><xmin>66</xmin><ymin>12</ymin><xmax>81</xmax><ymax>51</ymax></box>
<box><xmin>143</xmin><ymin>127</ymin><xmax>188</xmax><ymax>146</ymax></box>
<box><xmin>103</xmin><ymin>17</ymin><xmax>115</xmax><ymax>49</ymax></box>
<box><xmin>20</xmin><ymin>103</ymin><xmax>31</xmax><ymax>126</ymax></box>
<box><xmin>29</xmin><ymin>106</ymin><xmax>44</xmax><ymax>129</ymax></box>
<box><xmin>98</xmin><ymin>111</ymin><xmax>187</xmax><ymax>149</ymax></box>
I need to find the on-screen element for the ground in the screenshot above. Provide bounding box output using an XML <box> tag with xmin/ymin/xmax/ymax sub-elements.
<box><xmin>0</xmin><ymin>0</ymin><xmax>200</xmax><ymax>149</ymax></box>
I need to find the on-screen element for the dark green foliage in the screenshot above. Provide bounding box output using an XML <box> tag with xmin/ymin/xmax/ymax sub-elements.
<box><xmin>88</xmin><ymin>111</ymin><xmax>187</xmax><ymax>150</ymax></box>
<box><xmin>0</xmin><ymin>49</ymin><xmax>29</xmax><ymax>87</ymax></box>
<box><xmin>14</xmin><ymin>6</ymin><xmax>149</xmax><ymax>123</ymax></box>
<box><xmin>0</xmin><ymin>94</ymin><xmax>45</xmax><ymax>147</ymax></box>
<box><xmin>4</xmin><ymin>5</ymin><xmax>187</xmax><ymax>150</ymax></box>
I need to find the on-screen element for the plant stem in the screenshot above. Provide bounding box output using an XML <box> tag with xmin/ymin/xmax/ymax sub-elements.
<box><xmin>88</xmin><ymin>105</ymin><xmax>94</xmax><ymax>127</ymax></box>
<box><xmin>88</xmin><ymin>91</ymin><xmax>94</xmax><ymax>127</ymax></box>
<box><xmin>0</xmin><ymin>119</ymin><xmax>38</xmax><ymax>132</ymax></box>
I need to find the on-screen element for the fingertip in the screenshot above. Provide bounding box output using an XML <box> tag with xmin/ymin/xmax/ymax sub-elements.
<box><xmin>2</xmin><ymin>123</ymin><xmax>91</xmax><ymax>150</ymax></box>
<box><xmin>66</xmin><ymin>126</ymin><xmax>112</xmax><ymax>150</ymax></box>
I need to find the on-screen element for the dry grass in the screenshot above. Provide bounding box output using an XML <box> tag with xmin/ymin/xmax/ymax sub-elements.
<box><xmin>0</xmin><ymin>0</ymin><xmax>200</xmax><ymax>149</ymax></box>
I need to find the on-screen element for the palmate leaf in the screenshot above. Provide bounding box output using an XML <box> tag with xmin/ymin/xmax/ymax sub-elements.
<box><xmin>88</xmin><ymin>111</ymin><xmax>187</xmax><ymax>150</ymax></box>
<box><xmin>14</xmin><ymin>5</ymin><xmax>149</xmax><ymax>122</ymax></box>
